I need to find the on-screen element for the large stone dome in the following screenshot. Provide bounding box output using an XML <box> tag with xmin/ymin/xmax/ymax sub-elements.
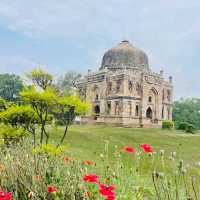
<box><xmin>100</xmin><ymin>40</ymin><xmax>149</xmax><ymax>70</ymax></box>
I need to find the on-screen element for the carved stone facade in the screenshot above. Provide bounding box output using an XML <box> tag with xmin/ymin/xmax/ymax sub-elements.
<box><xmin>77</xmin><ymin>40</ymin><xmax>173</xmax><ymax>128</ymax></box>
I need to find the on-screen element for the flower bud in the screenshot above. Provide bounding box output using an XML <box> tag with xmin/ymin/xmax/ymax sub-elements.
<box><xmin>160</xmin><ymin>150</ymin><xmax>165</xmax><ymax>156</ymax></box>
<box><xmin>28</xmin><ymin>191</ymin><xmax>34</xmax><ymax>199</ymax></box>
<box><xmin>171</xmin><ymin>151</ymin><xmax>177</xmax><ymax>158</ymax></box>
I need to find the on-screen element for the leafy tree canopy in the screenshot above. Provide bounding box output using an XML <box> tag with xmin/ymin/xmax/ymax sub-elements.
<box><xmin>57</xmin><ymin>71</ymin><xmax>82</xmax><ymax>95</ymax></box>
<box><xmin>26</xmin><ymin>68</ymin><xmax>53</xmax><ymax>90</ymax></box>
<box><xmin>0</xmin><ymin>105</ymin><xmax>38</xmax><ymax>128</ymax></box>
<box><xmin>173</xmin><ymin>98</ymin><xmax>200</xmax><ymax>129</ymax></box>
<box><xmin>0</xmin><ymin>73</ymin><xmax>23</xmax><ymax>102</ymax></box>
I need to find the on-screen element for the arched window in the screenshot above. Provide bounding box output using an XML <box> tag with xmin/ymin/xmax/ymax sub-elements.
<box><xmin>146</xmin><ymin>107</ymin><xmax>153</xmax><ymax>119</ymax></box>
<box><xmin>148</xmin><ymin>96</ymin><xmax>152</xmax><ymax>103</ymax></box>
<box><xmin>115</xmin><ymin>101</ymin><xmax>120</xmax><ymax>115</ymax></box>
<box><xmin>128</xmin><ymin>81</ymin><xmax>133</xmax><ymax>92</ymax></box>
<box><xmin>107</xmin><ymin>102</ymin><xmax>111</xmax><ymax>114</ymax></box>
<box><xmin>135</xmin><ymin>105</ymin><xmax>139</xmax><ymax>116</ymax></box>
<box><xmin>136</xmin><ymin>83</ymin><xmax>141</xmax><ymax>95</ymax></box>
<box><xmin>116</xmin><ymin>80</ymin><xmax>121</xmax><ymax>93</ymax></box>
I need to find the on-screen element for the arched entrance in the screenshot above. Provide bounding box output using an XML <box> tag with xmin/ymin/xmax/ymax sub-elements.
<box><xmin>93</xmin><ymin>105</ymin><xmax>100</xmax><ymax>120</ymax></box>
<box><xmin>148</xmin><ymin>87</ymin><xmax>158</xmax><ymax>121</ymax></box>
<box><xmin>146</xmin><ymin>107</ymin><xmax>153</xmax><ymax>119</ymax></box>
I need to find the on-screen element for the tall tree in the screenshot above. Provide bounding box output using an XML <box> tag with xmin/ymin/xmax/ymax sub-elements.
<box><xmin>57</xmin><ymin>71</ymin><xmax>82</xmax><ymax>95</ymax></box>
<box><xmin>0</xmin><ymin>74</ymin><xmax>23</xmax><ymax>102</ymax></box>
<box><xmin>173</xmin><ymin>98</ymin><xmax>200</xmax><ymax>129</ymax></box>
<box><xmin>26</xmin><ymin>68</ymin><xmax>53</xmax><ymax>90</ymax></box>
<box><xmin>20</xmin><ymin>68</ymin><xmax>89</xmax><ymax>146</ymax></box>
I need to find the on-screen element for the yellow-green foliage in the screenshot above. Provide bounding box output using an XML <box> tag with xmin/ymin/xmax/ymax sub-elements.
<box><xmin>26</xmin><ymin>68</ymin><xmax>53</xmax><ymax>89</ymax></box>
<box><xmin>33</xmin><ymin>144</ymin><xmax>68</xmax><ymax>156</ymax></box>
<box><xmin>57</xmin><ymin>96</ymin><xmax>90</xmax><ymax>115</ymax></box>
<box><xmin>0</xmin><ymin>124</ymin><xmax>27</xmax><ymax>141</ymax></box>
<box><xmin>0</xmin><ymin>105</ymin><xmax>38</xmax><ymax>126</ymax></box>
<box><xmin>20</xmin><ymin>86</ymin><xmax>57</xmax><ymax>105</ymax></box>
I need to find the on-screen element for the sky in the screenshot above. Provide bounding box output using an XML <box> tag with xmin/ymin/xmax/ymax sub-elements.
<box><xmin>0</xmin><ymin>0</ymin><xmax>199</xmax><ymax>99</ymax></box>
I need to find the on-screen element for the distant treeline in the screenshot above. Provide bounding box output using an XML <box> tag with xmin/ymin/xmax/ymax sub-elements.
<box><xmin>173</xmin><ymin>98</ymin><xmax>200</xmax><ymax>130</ymax></box>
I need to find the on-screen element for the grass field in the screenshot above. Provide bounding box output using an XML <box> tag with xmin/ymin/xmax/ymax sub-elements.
<box><xmin>2</xmin><ymin>125</ymin><xmax>200</xmax><ymax>199</ymax></box>
<box><xmin>50</xmin><ymin>125</ymin><xmax>200</xmax><ymax>164</ymax></box>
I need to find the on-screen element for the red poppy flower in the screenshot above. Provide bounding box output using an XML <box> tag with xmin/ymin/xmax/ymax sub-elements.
<box><xmin>140</xmin><ymin>144</ymin><xmax>153</xmax><ymax>153</ymax></box>
<box><xmin>83</xmin><ymin>174</ymin><xmax>99</xmax><ymax>184</ymax></box>
<box><xmin>47</xmin><ymin>186</ymin><xmax>57</xmax><ymax>193</ymax></box>
<box><xmin>82</xmin><ymin>160</ymin><xmax>95</xmax><ymax>166</ymax></box>
<box><xmin>99</xmin><ymin>184</ymin><xmax>115</xmax><ymax>197</ymax></box>
<box><xmin>0</xmin><ymin>191</ymin><xmax>12</xmax><ymax>200</ymax></box>
<box><xmin>123</xmin><ymin>146</ymin><xmax>135</xmax><ymax>153</ymax></box>
<box><xmin>105</xmin><ymin>195</ymin><xmax>115</xmax><ymax>200</ymax></box>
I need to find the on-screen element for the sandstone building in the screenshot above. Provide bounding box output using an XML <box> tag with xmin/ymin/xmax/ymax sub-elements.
<box><xmin>78</xmin><ymin>40</ymin><xmax>173</xmax><ymax>127</ymax></box>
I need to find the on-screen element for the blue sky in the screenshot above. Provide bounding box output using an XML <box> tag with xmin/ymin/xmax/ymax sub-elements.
<box><xmin>0</xmin><ymin>0</ymin><xmax>199</xmax><ymax>99</ymax></box>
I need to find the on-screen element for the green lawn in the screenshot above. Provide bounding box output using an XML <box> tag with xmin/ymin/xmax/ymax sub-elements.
<box><xmin>2</xmin><ymin>125</ymin><xmax>200</xmax><ymax>199</ymax></box>
<box><xmin>50</xmin><ymin>125</ymin><xmax>200</xmax><ymax>164</ymax></box>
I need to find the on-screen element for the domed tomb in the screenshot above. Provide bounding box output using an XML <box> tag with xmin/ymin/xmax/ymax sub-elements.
<box><xmin>100</xmin><ymin>40</ymin><xmax>149</xmax><ymax>70</ymax></box>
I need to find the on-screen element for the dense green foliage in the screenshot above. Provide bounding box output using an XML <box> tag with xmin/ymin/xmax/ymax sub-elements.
<box><xmin>177</xmin><ymin>122</ymin><xmax>196</xmax><ymax>134</ymax></box>
<box><xmin>173</xmin><ymin>98</ymin><xmax>200</xmax><ymax>129</ymax></box>
<box><xmin>0</xmin><ymin>124</ymin><xmax>27</xmax><ymax>145</ymax></box>
<box><xmin>0</xmin><ymin>73</ymin><xmax>23</xmax><ymax>102</ymax></box>
<box><xmin>185</xmin><ymin>123</ymin><xmax>196</xmax><ymax>134</ymax></box>
<box><xmin>162</xmin><ymin>120</ymin><xmax>174</xmax><ymax>129</ymax></box>
<box><xmin>0</xmin><ymin>105</ymin><xmax>38</xmax><ymax>127</ymax></box>
<box><xmin>177</xmin><ymin>122</ymin><xmax>190</xmax><ymax>130</ymax></box>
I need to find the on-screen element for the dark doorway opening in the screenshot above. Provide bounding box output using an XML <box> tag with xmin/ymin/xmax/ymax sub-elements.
<box><xmin>146</xmin><ymin>107</ymin><xmax>153</xmax><ymax>119</ymax></box>
<box><xmin>94</xmin><ymin>105</ymin><xmax>100</xmax><ymax>120</ymax></box>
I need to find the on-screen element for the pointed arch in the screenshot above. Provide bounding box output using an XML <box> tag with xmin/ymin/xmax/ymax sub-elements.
<box><xmin>146</xmin><ymin>107</ymin><xmax>153</xmax><ymax>119</ymax></box>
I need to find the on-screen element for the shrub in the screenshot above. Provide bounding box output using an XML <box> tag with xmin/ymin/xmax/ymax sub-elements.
<box><xmin>176</xmin><ymin>122</ymin><xmax>196</xmax><ymax>134</ymax></box>
<box><xmin>33</xmin><ymin>144</ymin><xmax>68</xmax><ymax>157</ymax></box>
<box><xmin>185</xmin><ymin>123</ymin><xmax>196</xmax><ymax>134</ymax></box>
<box><xmin>0</xmin><ymin>125</ymin><xmax>27</xmax><ymax>146</ymax></box>
<box><xmin>177</xmin><ymin>122</ymin><xmax>190</xmax><ymax>130</ymax></box>
<box><xmin>162</xmin><ymin>120</ymin><xmax>174</xmax><ymax>129</ymax></box>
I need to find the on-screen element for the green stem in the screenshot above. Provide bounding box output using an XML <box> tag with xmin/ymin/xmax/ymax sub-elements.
<box><xmin>152</xmin><ymin>173</ymin><xmax>161</xmax><ymax>200</ymax></box>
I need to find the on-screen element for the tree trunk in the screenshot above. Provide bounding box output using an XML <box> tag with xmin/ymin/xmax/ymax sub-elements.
<box><xmin>57</xmin><ymin>124</ymin><xmax>68</xmax><ymax>148</ymax></box>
